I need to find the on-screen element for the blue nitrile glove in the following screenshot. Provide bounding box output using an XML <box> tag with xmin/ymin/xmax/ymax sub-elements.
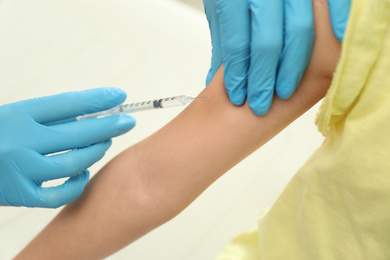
<box><xmin>203</xmin><ymin>0</ymin><xmax>314</xmax><ymax>115</ymax></box>
<box><xmin>0</xmin><ymin>88</ymin><xmax>135</xmax><ymax>208</ymax></box>
<box><xmin>328</xmin><ymin>0</ymin><xmax>351</xmax><ymax>41</ymax></box>
<box><xmin>203</xmin><ymin>0</ymin><xmax>351</xmax><ymax>115</ymax></box>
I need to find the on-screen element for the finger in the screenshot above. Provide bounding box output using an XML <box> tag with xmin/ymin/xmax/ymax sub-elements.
<box><xmin>216</xmin><ymin>0</ymin><xmax>251</xmax><ymax>105</ymax></box>
<box><xmin>328</xmin><ymin>0</ymin><xmax>351</xmax><ymax>41</ymax></box>
<box><xmin>275</xmin><ymin>0</ymin><xmax>314</xmax><ymax>100</ymax></box>
<box><xmin>203</xmin><ymin>0</ymin><xmax>223</xmax><ymax>86</ymax></box>
<box><xmin>247</xmin><ymin>0</ymin><xmax>283</xmax><ymax>115</ymax></box>
<box><xmin>25</xmin><ymin>140</ymin><xmax>112</xmax><ymax>182</ymax></box>
<box><xmin>35</xmin><ymin>170</ymin><xmax>89</xmax><ymax>208</ymax></box>
<box><xmin>31</xmin><ymin>114</ymin><xmax>135</xmax><ymax>154</ymax></box>
<box><xmin>18</xmin><ymin>88</ymin><xmax>127</xmax><ymax>124</ymax></box>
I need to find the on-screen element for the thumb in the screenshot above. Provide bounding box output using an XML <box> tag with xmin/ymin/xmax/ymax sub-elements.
<box><xmin>203</xmin><ymin>0</ymin><xmax>223</xmax><ymax>86</ymax></box>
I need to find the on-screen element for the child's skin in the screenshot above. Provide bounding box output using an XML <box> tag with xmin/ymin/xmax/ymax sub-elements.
<box><xmin>15</xmin><ymin>1</ymin><xmax>341</xmax><ymax>259</ymax></box>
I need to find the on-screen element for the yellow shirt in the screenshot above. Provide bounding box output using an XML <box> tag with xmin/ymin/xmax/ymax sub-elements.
<box><xmin>216</xmin><ymin>0</ymin><xmax>390</xmax><ymax>259</ymax></box>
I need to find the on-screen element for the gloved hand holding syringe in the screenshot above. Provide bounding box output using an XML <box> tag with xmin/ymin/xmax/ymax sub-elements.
<box><xmin>0</xmin><ymin>90</ymin><xmax>197</xmax><ymax>209</ymax></box>
<box><xmin>76</xmin><ymin>95</ymin><xmax>197</xmax><ymax>120</ymax></box>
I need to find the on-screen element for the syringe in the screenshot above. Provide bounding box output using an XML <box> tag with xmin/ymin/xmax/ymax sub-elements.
<box><xmin>76</xmin><ymin>95</ymin><xmax>195</xmax><ymax>121</ymax></box>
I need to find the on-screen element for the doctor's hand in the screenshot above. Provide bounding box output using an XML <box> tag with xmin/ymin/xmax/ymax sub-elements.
<box><xmin>0</xmin><ymin>88</ymin><xmax>135</xmax><ymax>208</ymax></box>
<box><xmin>203</xmin><ymin>0</ymin><xmax>351</xmax><ymax>115</ymax></box>
<box><xmin>328</xmin><ymin>0</ymin><xmax>351</xmax><ymax>41</ymax></box>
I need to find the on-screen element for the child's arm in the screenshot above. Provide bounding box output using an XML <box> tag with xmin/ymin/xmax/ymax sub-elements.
<box><xmin>15</xmin><ymin>1</ymin><xmax>341</xmax><ymax>259</ymax></box>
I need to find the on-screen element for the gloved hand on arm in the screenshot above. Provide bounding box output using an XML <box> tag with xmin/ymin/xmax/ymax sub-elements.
<box><xmin>0</xmin><ymin>88</ymin><xmax>135</xmax><ymax>208</ymax></box>
<box><xmin>203</xmin><ymin>0</ymin><xmax>351</xmax><ymax>115</ymax></box>
<box><xmin>328</xmin><ymin>0</ymin><xmax>351</xmax><ymax>41</ymax></box>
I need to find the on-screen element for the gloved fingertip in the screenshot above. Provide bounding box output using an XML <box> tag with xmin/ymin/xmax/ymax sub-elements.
<box><xmin>230</xmin><ymin>97</ymin><xmax>245</xmax><ymax>106</ymax></box>
<box><xmin>205</xmin><ymin>78</ymin><xmax>211</xmax><ymax>87</ymax></box>
<box><xmin>106</xmin><ymin>88</ymin><xmax>127</xmax><ymax>104</ymax></box>
<box><xmin>206</xmin><ymin>69</ymin><xmax>217</xmax><ymax>87</ymax></box>
<box><xmin>205</xmin><ymin>75</ymin><xmax>213</xmax><ymax>87</ymax></box>
<box><xmin>249</xmin><ymin>93</ymin><xmax>273</xmax><ymax>116</ymax></box>
<box><xmin>251</xmin><ymin>105</ymin><xmax>271</xmax><ymax>116</ymax></box>
<box><xmin>276</xmin><ymin>85</ymin><xmax>294</xmax><ymax>100</ymax></box>
<box><xmin>276</xmin><ymin>76</ymin><xmax>300</xmax><ymax>100</ymax></box>
<box><xmin>336</xmin><ymin>31</ymin><xmax>345</xmax><ymax>42</ymax></box>
<box><xmin>82</xmin><ymin>170</ymin><xmax>90</xmax><ymax>186</ymax></box>
<box><xmin>117</xmin><ymin>114</ymin><xmax>136</xmax><ymax>133</ymax></box>
<box><xmin>228</xmin><ymin>91</ymin><xmax>246</xmax><ymax>106</ymax></box>
<box><xmin>278</xmin><ymin>91</ymin><xmax>293</xmax><ymax>100</ymax></box>
<box><xmin>63</xmin><ymin>171</ymin><xmax>89</xmax><ymax>195</ymax></box>
<box><xmin>225</xmin><ymin>75</ymin><xmax>247</xmax><ymax>106</ymax></box>
<box><xmin>103</xmin><ymin>139</ymin><xmax>113</xmax><ymax>150</ymax></box>
<box><xmin>112</xmin><ymin>87</ymin><xmax>127</xmax><ymax>97</ymax></box>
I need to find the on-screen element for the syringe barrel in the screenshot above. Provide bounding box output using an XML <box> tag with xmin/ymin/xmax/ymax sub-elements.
<box><xmin>76</xmin><ymin>95</ymin><xmax>194</xmax><ymax>120</ymax></box>
<box><xmin>121</xmin><ymin>95</ymin><xmax>192</xmax><ymax>112</ymax></box>
<box><xmin>121</xmin><ymin>99</ymin><xmax>159</xmax><ymax>113</ymax></box>
<box><xmin>156</xmin><ymin>95</ymin><xmax>192</xmax><ymax>108</ymax></box>
<box><xmin>75</xmin><ymin>107</ymin><xmax>122</xmax><ymax>120</ymax></box>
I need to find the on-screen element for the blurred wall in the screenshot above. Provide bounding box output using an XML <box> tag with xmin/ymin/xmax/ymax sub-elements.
<box><xmin>0</xmin><ymin>0</ymin><xmax>325</xmax><ymax>259</ymax></box>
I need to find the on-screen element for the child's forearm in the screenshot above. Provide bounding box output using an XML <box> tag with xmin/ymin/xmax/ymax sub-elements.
<box><xmin>15</xmin><ymin>70</ymin><xmax>334</xmax><ymax>260</ymax></box>
<box><xmin>15</xmin><ymin>2</ymin><xmax>341</xmax><ymax>259</ymax></box>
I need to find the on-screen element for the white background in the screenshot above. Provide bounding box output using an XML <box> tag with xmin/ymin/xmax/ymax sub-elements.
<box><xmin>0</xmin><ymin>0</ymin><xmax>325</xmax><ymax>259</ymax></box>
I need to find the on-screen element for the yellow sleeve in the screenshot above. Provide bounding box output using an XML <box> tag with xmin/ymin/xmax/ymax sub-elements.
<box><xmin>217</xmin><ymin>0</ymin><xmax>390</xmax><ymax>259</ymax></box>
